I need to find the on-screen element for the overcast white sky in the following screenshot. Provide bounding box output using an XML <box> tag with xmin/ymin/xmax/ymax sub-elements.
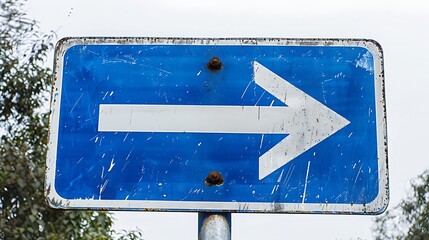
<box><xmin>25</xmin><ymin>0</ymin><xmax>429</xmax><ymax>239</ymax></box>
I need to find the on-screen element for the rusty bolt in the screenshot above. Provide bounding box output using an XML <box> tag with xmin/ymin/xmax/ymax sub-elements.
<box><xmin>207</xmin><ymin>57</ymin><xmax>222</xmax><ymax>71</ymax></box>
<box><xmin>205</xmin><ymin>171</ymin><xmax>224</xmax><ymax>186</ymax></box>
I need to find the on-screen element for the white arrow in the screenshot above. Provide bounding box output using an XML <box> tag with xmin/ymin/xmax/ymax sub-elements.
<box><xmin>98</xmin><ymin>61</ymin><xmax>350</xmax><ymax>179</ymax></box>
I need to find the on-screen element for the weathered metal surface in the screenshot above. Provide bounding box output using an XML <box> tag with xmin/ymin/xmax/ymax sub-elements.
<box><xmin>45</xmin><ymin>37</ymin><xmax>388</xmax><ymax>214</ymax></box>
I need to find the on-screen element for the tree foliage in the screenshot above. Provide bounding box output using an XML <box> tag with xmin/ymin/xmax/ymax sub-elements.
<box><xmin>0</xmin><ymin>0</ymin><xmax>142</xmax><ymax>239</ymax></box>
<box><xmin>373</xmin><ymin>170</ymin><xmax>429</xmax><ymax>240</ymax></box>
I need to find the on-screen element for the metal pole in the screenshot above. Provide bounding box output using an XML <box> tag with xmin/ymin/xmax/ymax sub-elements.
<box><xmin>198</xmin><ymin>213</ymin><xmax>231</xmax><ymax>240</ymax></box>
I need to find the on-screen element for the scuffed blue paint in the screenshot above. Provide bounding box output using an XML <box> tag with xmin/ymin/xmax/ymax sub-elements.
<box><xmin>55</xmin><ymin>44</ymin><xmax>378</xmax><ymax>205</ymax></box>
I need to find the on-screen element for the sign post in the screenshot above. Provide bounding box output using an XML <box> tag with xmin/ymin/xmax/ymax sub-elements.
<box><xmin>46</xmin><ymin>38</ymin><xmax>388</xmax><ymax>215</ymax></box>
<box><xmin>198</xmin><ymin>213</ymin><xmax>231</xmax><ymax>240</ymax></box>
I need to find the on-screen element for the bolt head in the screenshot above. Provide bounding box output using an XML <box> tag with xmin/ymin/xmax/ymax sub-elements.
<box><xmin>207</xmin><ymin>57</ymin><xmax>222</xmax><ymax>71</ymax></box>
<box><xmin>205</xmin><ymin>171</ymin><xmax>224</xmax><ymax>186</ymax></box>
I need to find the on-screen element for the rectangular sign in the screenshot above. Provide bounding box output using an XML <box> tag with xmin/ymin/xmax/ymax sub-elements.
<box><xmin>46</xmin><ymin>38</ymin><xmax>388</xmax><ymax>214</ymax></box>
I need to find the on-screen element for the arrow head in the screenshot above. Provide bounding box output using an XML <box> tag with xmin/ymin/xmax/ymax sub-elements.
<box><xmin>254</xmin><ymin>61</ymin><xmax>350</xmax><ymax>180</ymax></box>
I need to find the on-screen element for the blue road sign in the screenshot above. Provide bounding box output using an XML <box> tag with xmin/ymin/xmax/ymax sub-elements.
<box><xmin>46</xmin><ymin>38</ymin><xmax>388</xmax><ymax>214</ymax></box>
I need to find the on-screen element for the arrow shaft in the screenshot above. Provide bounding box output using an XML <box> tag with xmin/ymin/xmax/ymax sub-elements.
<box><xmin>98</xmin><ymin>104</ymin><xmax>292</xmax><ymax>134</ymax></box>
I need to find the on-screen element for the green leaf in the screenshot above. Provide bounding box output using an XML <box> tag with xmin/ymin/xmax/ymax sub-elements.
<box><xmin>373</xmin><ymin>170</ymin><xmax>429</xmax><ymax>239</ymax></box>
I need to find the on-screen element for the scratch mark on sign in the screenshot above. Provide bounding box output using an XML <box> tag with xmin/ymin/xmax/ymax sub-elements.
<box><xmin>254</xmin><ymin>91</ymin><xmax>266</xmax><ymax>106</ymax></box>
<box><xmin>271</xmin><ymin>185</ymin><xmax>279</xmax><ymax>194</ymax></box>
<box><xmin>277</xmin><ymin>169</ymin><xmax>284</xmax><ymax>183</ymax></box>
<box><xmin>126</xmin><ymin>148</ymin><xmax>134</xmax><ymax>161</ymax></box>
<box><xmin>283</xmin><ymin>164</ymin><xmax>295</xmax><ymax>187</ymax></box>
<box><xmin>353</xmin><ymin>163</ymin><xmax>364</xmax><ymax>186</ymax></box>
<box><xmin>70</xmin><ymin>93</ymin><xmax>83</xmax><ymax>113</ymax></box>
<box><xmin>102</xmin><ymin>91</ymin><xmax>109</xmax><ymax>100</ymax></box>
<box><xmin>123</xmin><ymin>132</ymin><xmax>129</xmax><ymax>142</ymax></box>
<box><xmin>139</xmin><ymin>64</ymin><xmax>173</xmax><ymax>75</ymax></box>
<box><xmin>108</xmin><ymin>155</ymin><xmax>115</xmax><ymax>172</ymax></box>
<box><xmin>241</xmin><ymin>80</ymin><xmax>253</xmax><ymax>99</ymax></box>
<box><xmin>99</xmin><ymin>179</ymin><xmax>109</xmax><ymax>200</ymax></box>
<box><xmin>301</xmin><ymin>160</ymin><xmax>311</xmax><ymax>207</ymax></box>
<box><xmin>101</xmin><ymin>166</ymin><xmax>105</xmax><ymax>179</ymax></box>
